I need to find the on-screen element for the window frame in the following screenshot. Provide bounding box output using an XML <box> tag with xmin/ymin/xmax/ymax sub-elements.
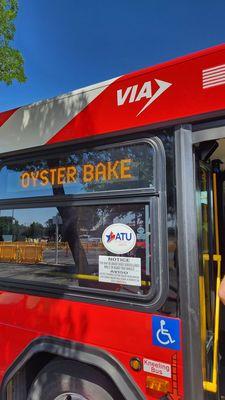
<box><xmin>0</xmin><ymin>136</ymin><xmax>168</xmax><ymax>311</ymax></box>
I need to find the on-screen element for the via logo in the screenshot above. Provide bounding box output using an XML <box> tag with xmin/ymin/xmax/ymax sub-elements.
<box><xmin>117</xmin><ymin>79</ymin><xmax>172</xmax><ymax>116</ymax></box>
<box><xmin>102</xmin><ymin>223</ymin><xmax>136</xmax><ymax>254</ymax></box>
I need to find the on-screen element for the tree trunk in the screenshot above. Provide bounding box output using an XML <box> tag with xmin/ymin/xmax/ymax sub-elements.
<box><xmin>52</xmin><ymin>185</ymin><xmax>88</xmax><ymax>274</ymax></box>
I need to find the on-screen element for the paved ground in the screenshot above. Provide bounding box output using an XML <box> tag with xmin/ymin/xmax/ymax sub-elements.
<box><xmin>0</xmin><ymin>247</ymin><xmax>101</xmax><ymax>286</ymax></box>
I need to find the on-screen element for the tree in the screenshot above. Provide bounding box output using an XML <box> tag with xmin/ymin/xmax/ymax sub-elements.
<box><xmin>45</xmin><ymin>218</ymin><xmax>56</xmax><ymax>241</ymax></box>
<box><xmin>0</xmin><ymin>0</ymin><xmax>26</xmax><ymax>84</ymax></box>
<box><xmin>26</xmin><ymin>222</ymin><xmax>45</xmax><ymax>239</ymax></box>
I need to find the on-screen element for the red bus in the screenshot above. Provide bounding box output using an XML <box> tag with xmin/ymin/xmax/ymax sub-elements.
<box><xmin>0</xmin><ymin>44</ymin><xmax>225</xmax><ymax>400</ymax></box>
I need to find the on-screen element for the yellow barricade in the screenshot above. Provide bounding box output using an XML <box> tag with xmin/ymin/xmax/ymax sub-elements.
<box><xmin>82</xmin><ymin>242</ymin><xmax>104</xmax><ymax>250</ymax></box>
<box><xmin>19</xmin><ymin>245</ymin><xmax>43</xmax><ymax>263</ymax></box>
<box><xmin>45</xmin><ymin>242</ymin><xmax>67</xmax><ymax>250</ymax></box>
<box><xmin>0</xmin><ymin>243</ymin><xmax>43</xmax><ymax>264</ymax></box>
<box><xmin>0</xmin><ymin>245</ymin><xmax>18</xmax><ymax>262</ymax></box>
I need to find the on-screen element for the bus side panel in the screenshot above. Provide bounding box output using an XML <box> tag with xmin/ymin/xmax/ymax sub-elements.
<box><xmin>47</xmin><ymin>49</ymin><xmax>225</xmax><ymax>145</ymax></box>
<box><xmin>0</xmin><ymin>292</ymin><xmax>184</xmax><ymax>399</ymax></box>
<box><xmin>0</xmin><ymin>47</ymin><xmax>225</xmax><ymax>154</ymax></box>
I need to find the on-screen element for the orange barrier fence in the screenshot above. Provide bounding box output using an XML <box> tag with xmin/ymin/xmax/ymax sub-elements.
<box><xmin>44</xmin><ymin>241</ymin><xmax>104</xmax><ymax>251</ymax></box>
<box><xmin>0</xmin><ymin>240</ymin><xmax>104</xmax><ymax>264</ymax></box>
<box><xmin>19</xmin><ymin>245</ymin><xmax>43</xmax><ymax>263</ymax></box>
<box><xmin>0</xmin><ymin>243</ymin><xmax>43</xmax><ymax>264</ymax></box>
<box><xmin>81</xmin><ymin>242</ymin><xmax>104</xmax><ymax>250</ymax></box>
<box><xmin>45</xmin><ymin>242</ymin><xmax>68</xmax><ymax>250</ymax></box>
<box><xmin>0</xmin><ymin>245</ymin><xmax>17</xmax><ymax>262</ymax></box>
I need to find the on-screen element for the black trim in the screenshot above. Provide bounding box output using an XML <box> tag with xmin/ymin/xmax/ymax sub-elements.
<box><xmin>193</xmin><ymin>116</ymin><xmax>225</xmax><ymax>132</ymax></box>
<box><xmin>0</xmin><ymin>201</ymin><xmax>156</xmax><ymax>309</ymax></box>
<box><xmin>0</xmin><ymin>336</ymin><xmax>145</xmax><ymax>400</ymax></box>
<box><xmin>0</xmin><ymin>193</ymin><xmax>156</xmax><ymax>209</ymax></box>
<box><xmin>175</xmin><ymin>125</ymin><xmax>204</xmax><ymax>400</ymax></box>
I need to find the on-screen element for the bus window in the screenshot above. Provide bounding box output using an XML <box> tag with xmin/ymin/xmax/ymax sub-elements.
<box><xmin>0</xmin><ymin>138</ymin><xmax>166</xmax><ymax>304</ymax></box>
<box><xmin>0</xmin><ymin>141</ymin><xmax>155</xmax><ymax>199</ymax></box>
<box><xmin>0</xmin><ymin>203</ymin><xmax>151</xmax><ymax>297</ymax></box>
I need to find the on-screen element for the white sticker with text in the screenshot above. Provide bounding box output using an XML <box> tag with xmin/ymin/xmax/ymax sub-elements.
<box><xmin>99</xmin><ymin>255</ymin><xmax>141</xmax><ymax>286</ymax></box>
<box><xmin>143</xmin><ymin>358</ymin><xmax>171</xmax><ymax>378</ymax></box>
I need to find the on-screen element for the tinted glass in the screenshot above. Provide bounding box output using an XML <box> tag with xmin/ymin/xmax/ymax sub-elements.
<box><xmin>0</xmin><ymin>142</ymin><xmax>154</xmax><ymax>199</ymax></box>
<box><xmin>0</xmin><ymin>203</ymin><xmax>151</xmax><ymax>296</ymax></box>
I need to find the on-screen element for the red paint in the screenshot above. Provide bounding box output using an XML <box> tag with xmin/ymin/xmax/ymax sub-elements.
<box><xmin>0</xmin><ymin>108</ymin><xmax>17</xmax><ymax>127</ymax></box>
<box><xmin>0</xmin><ymin>291</ymin><xmax>183</xmax><ymax>398</ymax></box>
<box><xmin>48</xmin><ymin>45</ymin><xmax>225</xmax><ymax>145</ymax></box>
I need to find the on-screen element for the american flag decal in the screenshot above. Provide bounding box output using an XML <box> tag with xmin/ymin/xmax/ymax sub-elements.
<box><xmin>202</xmin><ymin>64</ymin><xmax>225</xmax><ymax>89</ymax></box>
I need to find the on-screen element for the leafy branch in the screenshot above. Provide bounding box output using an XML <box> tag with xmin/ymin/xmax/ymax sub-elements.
<box><xmin>0</xmin><ymin>0</ymin><xmax>26</xmax><ymax>84</ymax></box>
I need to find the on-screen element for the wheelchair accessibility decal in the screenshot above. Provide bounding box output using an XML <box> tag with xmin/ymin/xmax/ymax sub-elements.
<box><xmin>152</xmin><ymin>316</ymin><xmax>181</xmax><ymax>350</ymax></box>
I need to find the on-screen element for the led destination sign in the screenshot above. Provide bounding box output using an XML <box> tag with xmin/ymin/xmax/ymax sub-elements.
<box><xmin>0</xmin><ymin>141</ymin><xmax>154</xmax><ymax>199</ymax></box>
<box><xmin>20</xmin><ymin>159</ymin><xmax>133</xmax><ymax>188</ymax></box>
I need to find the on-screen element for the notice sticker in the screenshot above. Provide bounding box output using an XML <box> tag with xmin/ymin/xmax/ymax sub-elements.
<box><xmin>99</xmin><ymin>255</ymin><xmax>141</xmax><ymax>286</ymax></box>
<box><xmin>143</xmin><ymin>358</ymin><xmax>171</xmax><ymax>378</ymax></box>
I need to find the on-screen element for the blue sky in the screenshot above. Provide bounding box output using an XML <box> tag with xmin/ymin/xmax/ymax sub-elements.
<box><xmin>0</xmin><ymin>0</ymin><xmax>225</xmax><ymax>112</ymax></box>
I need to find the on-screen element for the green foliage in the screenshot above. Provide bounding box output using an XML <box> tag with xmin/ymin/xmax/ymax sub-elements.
<box><xmin>26</xmin><ymin>222</ymin><xmax>45</xmax><ymax>239</ymax></box>
<box><xmin>0</xmin><ymin>0</ymin><xmax>26</xmax><ymax>84</ymax></box>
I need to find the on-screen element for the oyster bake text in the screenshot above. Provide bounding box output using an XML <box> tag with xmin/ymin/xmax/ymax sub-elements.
<box><xmin>20</xmin><ymin>159</ymin><xmax>133</xmax><ymax>188</ymax></box>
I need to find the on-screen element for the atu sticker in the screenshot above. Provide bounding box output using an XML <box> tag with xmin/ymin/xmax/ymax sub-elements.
<box><xmin>102</xmin><ymin>223</ymin><xmax>136</xmax><ymax>254</ymax></box>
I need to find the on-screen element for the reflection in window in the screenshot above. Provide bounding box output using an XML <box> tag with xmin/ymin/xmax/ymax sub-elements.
<box><xmin>0</xmin><ymin>204</ymin><xmax>151</xmax><ymax>296</ymax></box>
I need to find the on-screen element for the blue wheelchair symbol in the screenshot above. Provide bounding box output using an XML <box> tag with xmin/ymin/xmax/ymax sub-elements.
<box><xmin>152</xmin><ymin>316</ymin><xmax>181</xmax><ymax>350</ymax></box>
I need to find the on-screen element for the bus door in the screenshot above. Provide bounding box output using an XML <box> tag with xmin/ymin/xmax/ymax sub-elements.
<box><xmin>195</xmin><ymin>143</ymin><xmax>222</xmax><ymax>399</ymax></box>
